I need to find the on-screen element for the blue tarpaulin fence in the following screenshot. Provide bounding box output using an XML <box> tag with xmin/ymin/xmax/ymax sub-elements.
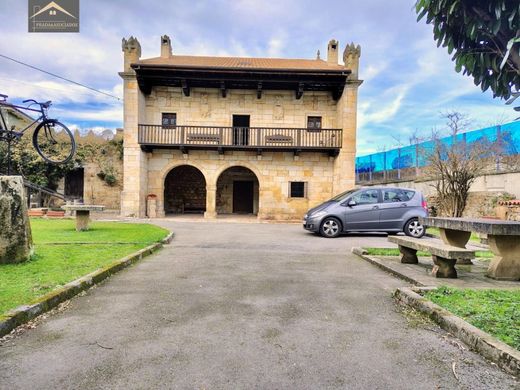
<box><xmin>355</xmin><ymin>121</ymin><xmax>520</xmax><ymax>182</ymax></box>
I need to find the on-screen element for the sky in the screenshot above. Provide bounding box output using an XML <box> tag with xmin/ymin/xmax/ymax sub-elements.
<box><xmin>0</xmin><ymin>0</ymin><xmax>516</xmax><ymax>155</ymax></box>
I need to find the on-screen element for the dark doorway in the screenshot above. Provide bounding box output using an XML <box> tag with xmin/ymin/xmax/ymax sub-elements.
<box><xmin>216</xmin><ymin>166</ymin><xmax>259</xmax><ymax>215</ymax></box>
<box><xmin>64</xmin><ymin>168</ymin><xmax>84</xmax><ymax>200</ymax></box>
<box><xmin>233</xmin><ymin>181</ymin><xmax>254</xmax><ymax>213</ymax></box>
<box><xmin>232</xmin><ymin>115</ymin><xmax>250</xmax><ymax>146</ymax></box>
<box><xmin>164</xmin><ymin>165</ymin><xmax>206</xmax><ymax>214</ymax></box>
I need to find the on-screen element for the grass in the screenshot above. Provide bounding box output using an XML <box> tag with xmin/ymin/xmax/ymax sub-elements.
<box><xmin>364</xmin><ymin>247</ymin><xmax>493</xmax><ymax>258</ymax></box>
<box><xmin>425</xmin><ymin>286</ymin><xmax>520</xmax><ymax>350</ymax></box>
<box><xmin>426</xmin><ymin>227</ymin><xmax>481</xmax><ymax>242</ymax></box>
<box><xmin>0</xmin><ymin>219</ymin><xmax>168</xmax><ymax>318</ymax></box>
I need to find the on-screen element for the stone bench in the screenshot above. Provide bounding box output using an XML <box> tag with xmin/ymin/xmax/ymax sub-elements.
<box><xmin>265</xmin><ymin>135</ymin><xmax>293</xmax><ymax>144</ymax></box>
<box><xmin>388</xmin><ymin>236</ymin><xmax>475</xmax><ymax>278</ymax></box>
<box><xmin>186</xmin><ymin>134</ymin><xmax>221</xmax><ymax>143</ymax></box>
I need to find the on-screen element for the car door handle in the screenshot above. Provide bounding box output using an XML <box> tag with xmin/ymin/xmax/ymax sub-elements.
<box><xmin>372</xmin><ymin>205</ymin><xmax>379</xmax><ymax>210</ymax></box>
<box><xmin>400</xmin><ymin>203</ymin><xmax>407</xmax><ymax>207</ymax></box>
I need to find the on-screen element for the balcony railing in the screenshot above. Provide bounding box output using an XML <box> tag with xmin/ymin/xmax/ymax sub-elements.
<box><xmin>138</xmin><ymin>125</ymin><xmax>342</xmax><ymax>152</ymax></box>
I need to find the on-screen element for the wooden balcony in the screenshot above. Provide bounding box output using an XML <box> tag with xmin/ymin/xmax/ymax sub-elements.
<box><xmin>138</xmin><ymin>125</ymin><xmax>342</xmax><ymax>155</ymax></box>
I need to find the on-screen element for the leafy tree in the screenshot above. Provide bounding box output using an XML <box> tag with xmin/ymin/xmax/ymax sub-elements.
<box><xmin>416</xmin><ymin>0</ymin><xmax>520</xmax><ymax>100</ymax></box>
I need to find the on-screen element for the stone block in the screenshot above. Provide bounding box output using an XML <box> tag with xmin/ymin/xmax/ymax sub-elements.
<box><xmin>0</xmin><ymin>176</ymin><xmax>33</xmax><ymax>264</ymax></box>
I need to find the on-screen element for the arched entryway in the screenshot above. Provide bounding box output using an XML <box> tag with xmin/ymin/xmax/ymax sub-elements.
<box><xmin>164</xmin><ymin>165</ymin><xmax>206</xmax><ymax>214</ymax></box>
<box><xmin>216</xmin><ymin>166</ymin><xmax>259</xmax><ymax>215</ymax></box>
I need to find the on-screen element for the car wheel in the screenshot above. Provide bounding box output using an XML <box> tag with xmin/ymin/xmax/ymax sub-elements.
<box><xmin>320</xmin><ymin>217</ymin><xmax>342</xmax><ymax>238</ymax></box>
<box><xmin>404</xmin><ymin>218</ymin><xmax>425</xmax><ymax>238</ymax></box>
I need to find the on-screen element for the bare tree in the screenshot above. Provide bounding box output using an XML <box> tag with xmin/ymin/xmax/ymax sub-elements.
<box><xmin>424</xmin><ymin>112</ymin><xmax>498</xmax><ymax>217</ymax></box>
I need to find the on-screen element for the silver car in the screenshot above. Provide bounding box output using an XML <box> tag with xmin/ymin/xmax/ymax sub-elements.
<box><xmin>303</xmin><ymin>187</ymin><xmax>428</xmax><ymax>238</ymax></box>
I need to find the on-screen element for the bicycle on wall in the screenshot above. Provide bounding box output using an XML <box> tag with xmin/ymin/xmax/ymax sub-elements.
<box><xmin>0</xmin><ymin>93</ymin><xmax>76</xmax><ymax>169</ymax></box>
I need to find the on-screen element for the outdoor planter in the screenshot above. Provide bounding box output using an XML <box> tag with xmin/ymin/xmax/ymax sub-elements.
<box><xmin>46</xmin><ymin>210</ymin><xmax>66</xmax><ymax>218</ymax></box>
<box><xmin>28</xmin><ymin>208</ymin><xmax>48</xmax><ymax>217</ymax></box>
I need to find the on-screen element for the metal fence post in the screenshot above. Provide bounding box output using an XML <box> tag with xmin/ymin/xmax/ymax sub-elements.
<box><xmin>397</xmin><ymin>147</ymin><xmax>401</xmax><ymax>180</ymax></box>
<box><xmin>496</xmin><ymin>125</ymin><xmax>501</xmax><ymax>172</ymax></box>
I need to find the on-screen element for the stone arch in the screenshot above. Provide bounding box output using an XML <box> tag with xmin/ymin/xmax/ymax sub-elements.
<box><xmin>216</xmin><ymin>166</ymin><xmax>260</xmax><ymax>215</ymax></box>
<box><xmin>163</xmin><ymin>165</ymin><xmax>207</xmax><ymax>214</ymax></box>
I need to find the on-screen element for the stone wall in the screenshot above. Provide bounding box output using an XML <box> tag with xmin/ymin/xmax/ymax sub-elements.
<box><xmin>369</xmin><ymin>171</ymin><xmax>520</xmax><ymax>218</ymax></box>
<box><xmin>147</xmin><ymin>149</ymin><xmax>336</xmax><ymax>221</ymax></box>
<box><xmin>144</xmin><ymin>88</ymin><xmax>339</xmax><ymax>129</ymax></box>
<box><xmin>83</xmin><ymin>161</ymin><xmax>123</xmax><ymax>210</ymax></box>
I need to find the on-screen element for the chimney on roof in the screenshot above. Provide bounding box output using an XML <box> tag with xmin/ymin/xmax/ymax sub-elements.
<box><xmin>327</xmin><ymin>39</ymin><xmax>339</xmax><ymax>64</ymax></box>
<box><xmin>161</xmin><ymin>35</ymin><xmax>172</xmax><ymax>58</ymax></box>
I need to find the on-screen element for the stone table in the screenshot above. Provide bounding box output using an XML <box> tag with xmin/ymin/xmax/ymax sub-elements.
<box><xmin>420</xmin><ymin>217</ymin><xmax>520</xmax><ymax>281</ymax></box>
<box><xmin>63</xmin><ymin>205</ymin><xmax>105</xmax><ymax>232</ymax></box>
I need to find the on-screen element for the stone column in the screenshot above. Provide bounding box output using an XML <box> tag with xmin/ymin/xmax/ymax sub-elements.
<box><xmin>205</xmin><ymin>185</ymin><xmax>217</xmax><ymax>219</ymax></box>
<box><xmin>0</xmin><ymin>176</ymin><xmax>33</xmax><ymax>264</ymax></box>
<box><xmin>120</xmin><ymin>37</ymin><xmax>149</xmax><ymax>218</ymax></box>
<box><xmin>333</xmin><ymin>43</ymin><xmax>362</xmax><ymax>194</ymax></box>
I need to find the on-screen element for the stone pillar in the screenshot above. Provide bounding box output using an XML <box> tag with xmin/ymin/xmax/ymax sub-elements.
<box><xmin>120</xmin><ymin>36</ymin><xmax>149</xmax><ymax>218</ymax></box>
<box><xmin>333</xmin><ymin>42</ymin><xmax>362</xmax><ymax>194</ymax></box>
<box><xmin>75</xmin><ymin>210</ymin><xmax>90</xmax><ymax>231</ymax></box>
<box><xmin>0</xmin><ymin>176</ymin><xmax>33</xmax><ymax>264</ymax></box>
<box><xmin>205</xmin><ymin>185</ymin><xmax>217</xmax><ymax>219</ymax></box>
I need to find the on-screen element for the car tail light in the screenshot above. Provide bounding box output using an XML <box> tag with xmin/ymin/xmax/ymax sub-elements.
<box><xmin>421</xmin><ymin>199</ymin><xmax>428</xmax><ymax>212</ymax></box>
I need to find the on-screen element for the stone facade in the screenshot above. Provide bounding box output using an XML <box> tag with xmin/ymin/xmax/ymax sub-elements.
<box><xmin>120</xmin><ymin>36</ymin><xmax>361</xmax><ymax>220</ymax></box>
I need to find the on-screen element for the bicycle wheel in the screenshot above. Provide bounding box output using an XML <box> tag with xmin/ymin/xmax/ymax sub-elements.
<box><xmin>33</xmin><ymin>120</ymin><xmax>76</xmax><ymax>164</ymax></box>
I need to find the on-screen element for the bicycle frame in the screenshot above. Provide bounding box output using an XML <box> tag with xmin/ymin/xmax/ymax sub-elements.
<box><xmin>0</xmin><ymin>101</ymin><xmax>47</xmax><ymax>136</ymax></box>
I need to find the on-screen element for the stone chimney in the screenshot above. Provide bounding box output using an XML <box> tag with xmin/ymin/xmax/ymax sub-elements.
<box><xmin>327</xmin><ymin>39</ymin><xmax>339</xmax><ymax>64</ymax></box>
<box><xmin>122</xmin><ymin>36</ymin><xmax>141</xmax><ymax>72</ymax></box>
<box><xmin>161</xmin><ymin>35</ymin><xmax>172</xmax><ymax>58</ymax></box>
<box><xmin>343</xmin><ymin>42</ymin><xmax>361</xmax><ymax>79</ymax></box>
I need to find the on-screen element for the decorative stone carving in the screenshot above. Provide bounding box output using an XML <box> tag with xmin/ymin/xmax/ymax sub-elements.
<box><xmin>0</xmin><ymin>176</ymin><xmax>33</xmax><ymax>264</ymax></box>
<box><xmin>200</xmin><ymin>92</ymin><xmax>211</xmax><ymax>118</ymax></box>
<box><xmin>312</xmin><ymin>96</ymin><xmax>319</xmax><ymax>110</ymax></box>
<box><xmin>273</xmin><ymin>95</ymin><xmax>284</xmax><ymax>120</ymax></box>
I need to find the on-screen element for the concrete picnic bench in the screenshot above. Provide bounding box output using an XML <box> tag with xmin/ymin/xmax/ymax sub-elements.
<box><xmin>421</xmin><ymin>217</ymin><xmax>520</xmax><ymax>281</ymax></box>
<box><xmin>63</xmin><ymin>205</ymin><xmax>105</xmax><ymax>231</ymax></box>
<box><xmin>388</xmin><ymin>235</ymin><xmax>475</xmax><ymax>278</ymax></box>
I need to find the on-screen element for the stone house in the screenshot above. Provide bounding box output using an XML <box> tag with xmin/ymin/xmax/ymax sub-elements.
<box><xmin>120</xmin><ymin>35</ymin><xmax>362</xmax><ymax>220</ymax></box>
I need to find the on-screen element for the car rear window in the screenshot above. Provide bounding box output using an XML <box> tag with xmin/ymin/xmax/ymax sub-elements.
<box><xmin>382</xmin><ymin>189</ymin><xmax>415</xmax><ymax>203</ymax></box>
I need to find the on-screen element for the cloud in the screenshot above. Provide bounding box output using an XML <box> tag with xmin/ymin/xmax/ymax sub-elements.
<box><xmin>0</xmin><ymin>0</ymin><xmax>515</xmax><ymax>154</ymax></box>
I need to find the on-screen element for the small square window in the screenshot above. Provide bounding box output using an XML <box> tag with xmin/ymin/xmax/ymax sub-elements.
<box><xmin>307</xmin><ymin>116</ymin><xmax>322</xmax><ymax>132</ymax></box>
<box><xmin>290</xmin><ymin>182</ymin><xmax>307</xmax><ymax>198</ymax></box>
<box><xmin>162</xmin><ymin>113</ymin><xmax>177</xmax><ymax>127</ymax></box>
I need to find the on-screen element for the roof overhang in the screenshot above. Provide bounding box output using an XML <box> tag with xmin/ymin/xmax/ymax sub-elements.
<box><xmin>131</xmin><ymin>64</ymin><xmax>350</xmax><ymax>100</ymax></box>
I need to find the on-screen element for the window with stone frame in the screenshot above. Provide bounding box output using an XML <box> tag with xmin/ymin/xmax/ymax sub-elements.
<box><xmin>307</xmin><ymin>116</ymin><xmax>322</xmax><ymax>132</ymax></box>
<box><xmin>289</xmin><ymin>181</ymin><xmax>307</xmax><ymax>198</ymax></box>
<box><xmin>162</xmin><ymin>113</ymin><xmax>177</xmax><ymax>127</ymax></box>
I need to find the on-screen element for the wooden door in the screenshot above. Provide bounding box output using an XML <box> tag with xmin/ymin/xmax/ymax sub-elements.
<box><xmin>233</xmin><ymin>180</ymin><xmax>254</xmax><ymax>213</ymax></box>
<box><xmin>232</xmin><ymin>115</ymin><xmax>250</xmax><ymax>146</ymax></box>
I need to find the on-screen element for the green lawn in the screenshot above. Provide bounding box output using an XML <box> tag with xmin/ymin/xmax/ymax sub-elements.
<box><xmin>364</xmin><ymin>247</ymin><xmax>493</xmax><ymax>258</ymax></box>
<box><xmin>0</xmin><ymin>219</ymin><xmax>169</xmax><ymax>318</ymax></box>
<box><xmin>425</xmin><ymin>287</ymin><xmax>520</xmax><ymax>350</ymax></box>
<box><xmin>426</xmin><ymin>227</ymin><xmax>481</xmax><ymax>242</ymax></box>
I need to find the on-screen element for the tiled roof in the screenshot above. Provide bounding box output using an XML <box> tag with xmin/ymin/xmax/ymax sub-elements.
<box><xmin>135</xmin><ymin>55</ymin><xmax>349</xmax><ymax>72</ymax></box>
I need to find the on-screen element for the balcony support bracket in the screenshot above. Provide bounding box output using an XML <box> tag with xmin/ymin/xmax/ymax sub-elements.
<box><xmin>257</xmin><ymin>82</ymin><xmax>262</xmax><ymax>99</ymax></box>
<box><xmin>181</xmin><ymin>80</ymin><xmax>190</xmax><ymax>97</ymax></box>
<box><xmin>220</xmin><ymin>81</ymin><xmax>227</xmax><ymax>98</ymax></box>
<box><xmin>296</xmin><ymin>83</ymin><xmax>304</xmax><ymax>99</ymax></box>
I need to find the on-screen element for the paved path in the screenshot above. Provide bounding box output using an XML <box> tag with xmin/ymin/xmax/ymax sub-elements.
<box><xmin>1</xmin><ymin>222</ymin><xmax>517</xmax><ymax>389</ymax></box>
